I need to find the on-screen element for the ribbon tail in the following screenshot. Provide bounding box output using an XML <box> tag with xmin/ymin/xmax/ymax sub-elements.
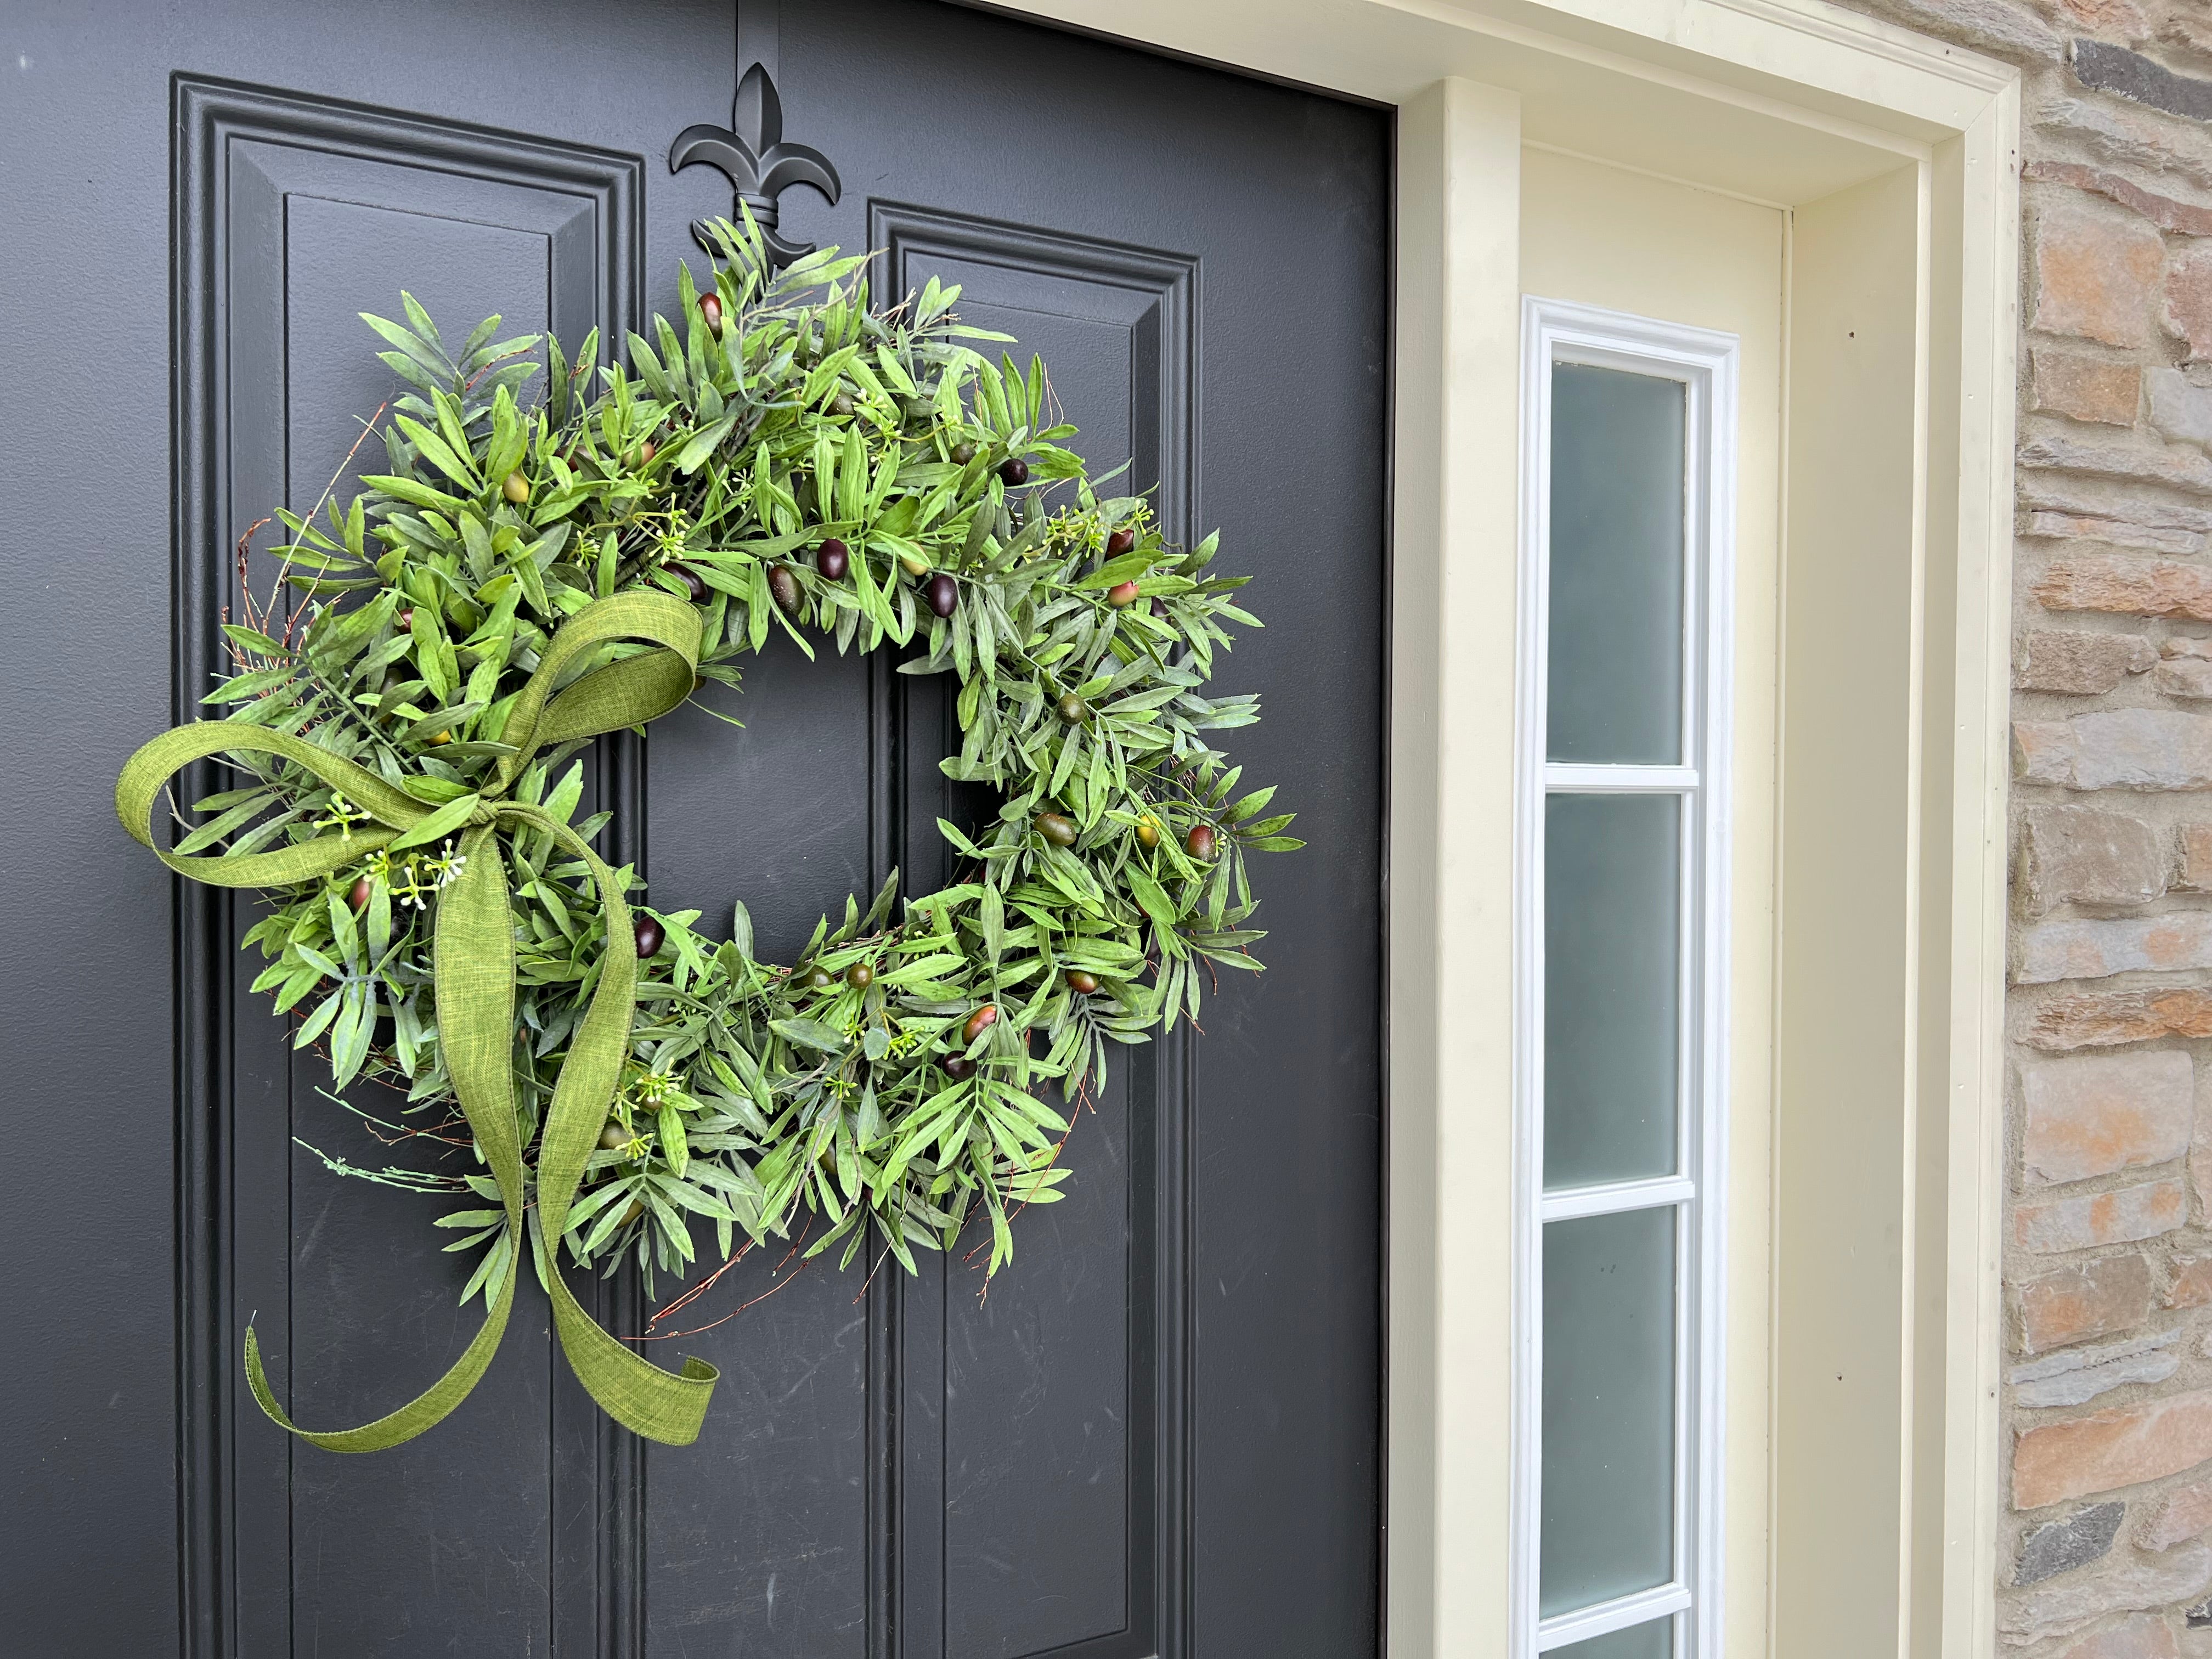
<box><xmin>242</xmin><ymin>1271</ymin><xmax>518</xmax><ymax>1453</ymax></box>
<box><xmin>513</xmin><ymin>806</ymin><xmax>718</xmax><ymax>1445</ymax></box>
<box><xmin>247</xmin><ymin>822</ymin><xmax>530</xmax><ymax>1451</ymax></box>
<box><xmin>544</xmin><ymin>1257</ymin><xmax>719</xmax><ymax>1446</ymax></box>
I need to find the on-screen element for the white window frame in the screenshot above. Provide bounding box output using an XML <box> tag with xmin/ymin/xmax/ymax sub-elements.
<box><xmin>1512</xmin><ymin>296</ymin><xmax>1739</xmax><ymax>1659</ymax></box>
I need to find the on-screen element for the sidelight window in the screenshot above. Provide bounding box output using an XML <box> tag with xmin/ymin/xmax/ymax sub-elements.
<box><xmin>1514</xmin><ymin>298</ymin><xmax>1737</xmax><ymax>1659</ymax></box>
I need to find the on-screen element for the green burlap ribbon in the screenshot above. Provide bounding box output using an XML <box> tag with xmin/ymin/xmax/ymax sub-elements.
<box><xmin>116</xmin><ymin>589</ymin><xmax>719</xmax><ymax>1449</ymax></box>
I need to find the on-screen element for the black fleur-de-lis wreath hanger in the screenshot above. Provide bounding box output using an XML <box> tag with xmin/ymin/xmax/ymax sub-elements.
<box><xmin>672</xmin><ymin>61</ymin><xmax>841</xmax><ymax>268</ymax></box>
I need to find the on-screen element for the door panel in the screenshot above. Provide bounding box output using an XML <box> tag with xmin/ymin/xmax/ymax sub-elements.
<box><xmin>173</xmin><ymin>66</ymin><xmax>688</xmax><ymax>1658</ymax></box>
<box><xmin>883</xmin><ymin>213</ymin><xmax>1185</xmax><ymax>1659</ymax></box>
<box><xmin>0</xmin><ymin>3</ymin><xmax>1385</xmax><ymax>1655</ymax></box>
<box><xmin>219</xmin><ymin>98</ymin><xmax>630</xmax><ymax>1654</ymax></box>
<box><xmin>646</xmin><ymin>180</ymin><xmax>1211</xmax><ymax>1656</ymax></box>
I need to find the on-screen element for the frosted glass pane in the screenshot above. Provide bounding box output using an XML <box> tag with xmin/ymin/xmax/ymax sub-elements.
<box><xmin>1541</xmin><ymin>1207</ymin><xmax>1676</xmax><ymax>1617</ymax></box>
<box><xmin>1548</xmin><ymin>1617</ymin><xmax>1674</xmax><ymax>1659</ymax></box>
<box><xmin>1544</xmin><ymin>794</ymin><xmax>1680</xmax><ymax>1187</ymax></box>
<box><xmin>1548</xmin><ymin>363</ymin><xmax>1686</xmax><ymax>764</ymax></box>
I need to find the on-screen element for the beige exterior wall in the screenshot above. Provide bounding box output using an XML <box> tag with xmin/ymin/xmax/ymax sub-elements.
<box><xmin>1821</xmin><ymin>0</ymin><xmax>2212</xmax><ymax>1649</ymax></box>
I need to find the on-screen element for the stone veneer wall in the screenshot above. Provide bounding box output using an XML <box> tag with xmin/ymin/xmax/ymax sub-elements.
<box><xmin>1822</xmin><ymin>1</ymin><xmax>2212</xmax><ymax>1651</ymax></box>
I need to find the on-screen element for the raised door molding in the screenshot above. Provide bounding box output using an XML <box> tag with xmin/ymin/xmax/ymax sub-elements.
<box><xmin>874</xmin><ymin>199</ymin><xmax>1200</xmax><ymax>1659</ymax></box>
<box><xmin>169</xmin><ymin>75</ymin><xmax>642</xmax><ymax>1659</ymax></box>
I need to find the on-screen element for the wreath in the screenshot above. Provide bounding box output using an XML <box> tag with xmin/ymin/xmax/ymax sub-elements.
<box><xmin>116</xmin><ymin>216</ymin><xmax>1298</xmax><ymax>1451</ymax></box>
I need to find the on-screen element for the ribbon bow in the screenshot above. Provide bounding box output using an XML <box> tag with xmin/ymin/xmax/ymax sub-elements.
<box><xmin>116</xmin><ymin>589</ymin><xmax>718</xmax><ymax>1450</ymax></box>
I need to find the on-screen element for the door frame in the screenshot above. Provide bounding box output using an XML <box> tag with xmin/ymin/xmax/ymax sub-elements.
<box><xmin>986</xmin><ymin>3</ymin><xmax>2019</xmax><ymax>1656</ymax></box>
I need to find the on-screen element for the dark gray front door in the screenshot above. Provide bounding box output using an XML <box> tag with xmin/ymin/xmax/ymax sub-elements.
<box><xmin>0</xmin><ymin>3</ymin><xmax>1387</xmax><ymax>1655</ymax></box>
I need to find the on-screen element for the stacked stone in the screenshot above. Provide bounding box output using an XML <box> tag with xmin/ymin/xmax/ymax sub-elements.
<box><xmin>1831</xmin><ymin>0</ymin><xmax>2212</xmax><ymax>1650</ymax></box>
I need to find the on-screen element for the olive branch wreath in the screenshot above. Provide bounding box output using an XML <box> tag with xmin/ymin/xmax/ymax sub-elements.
<box><xmin>117</xmin><ymin>213</ymin><xmax>1297</xmax><ymax>1449</ymax></box>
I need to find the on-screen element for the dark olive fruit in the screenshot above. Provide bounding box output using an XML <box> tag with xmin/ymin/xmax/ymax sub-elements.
<box><xmin>698</xmin><ymin>291</ymin><xmax>724</xmax><ymax>337</ymax></box>
<box><xmin>1107</xmin><ymin>580</ymin><xmax>1141</xmax><ymax>607</ymax></box>
<box><xmin>949</xmin><ymin>440</ymin><xmax>977</xmax><ymax>465</ymax></box>
<box><xmin>670</xmin><ymin>563</ymin><xmax>707</xmax><ymax>603</ymax></box>
<box><xmin>397</xmin><ymin>607</ymin><xmax>415</xmax><ymax>631</ymax></box>
<box><xmin>1034</xmin><ymin>811</ymin><xmax>1079</xmax><ymax>848</ymax></box>
<box><xmin>1105</xmin><ymin>526</ymin><xmax>1136</xmax><ymax>556</ymax></box>
<box><xmin>768</xmin><ymin>563</ymin><xmax>804</xmax><ymax>617</ymax></box>
<box><xmin>501</xmin><ymin>471</ymin><xmax>531</xmax><ymax>505</ymax></box>
<box><xmin>1186</xmin><ymin>823</ymin><xmax>1217</xmax><ymax>861</ymax></box>
<box><xmin>600</xmin><ymin>1120</ymin><xmax>630</xmax><ymax>1151</ymax></box>
<box><xmin>347</xmin><ymin>876</ymin><xmax>373</xmax><ymax>912</ymax></box>
<box><xmin>846</xmin><ymin>962</ymin><xmax>873</xmax><ymax>990</ymax></box>
<box><xmin>996</xmin><ymin>456</ymin><xmax>1029</xmax><ymax>487</ymax></box>
<box><xmin>963</xmin><ymin>1004</ymin><xmax>1000</xmax><ymax>1044</ymax></box>
<box><xmin>1135</xmin><ymin>815</ymin><xmax>1160</xmax><ymax>849</ymax></box>
<box><xmin>926</xmin><ymin>571</ymin><xmax>959</xmax><ymax>618</ymax></box>
<box><xmin>830</xmin><ymin>391</ymin><xmax>855</xmax><ymax>417</ymax></box>
<box><xmin>634</xmin><ymin>915</ymin><xmax>666</xmax><ymax>958</ymax></box>
<box><xmin>942</xmin><ymin>1056</ymin><xmax>978</xmax><ymax>1081</ymax></box>
<box><xmin>816</xmin><ymin>537</ymin><xmax>850</xmax><ymax>582</ymax></box>
<box><xmin>803</xmin><ymin>965</ymin><xmax>837</xmax><ymax>991</ymax></box>
<box><xmin>1054</xmin><ymin>692</ymin><xmax>1087</xmax><ymax>724</ymax></box>
<box><xmin>1065</xmin><ymin>969</ymin><xmax>1099</xmax><ymax>995</ymax></box>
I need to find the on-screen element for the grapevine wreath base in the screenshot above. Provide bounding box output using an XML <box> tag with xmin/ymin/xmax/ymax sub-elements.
<box><xmin>117</xmin><ymin>216</ymin><xmax>1296</xmax><ymax>1451</ymax></box>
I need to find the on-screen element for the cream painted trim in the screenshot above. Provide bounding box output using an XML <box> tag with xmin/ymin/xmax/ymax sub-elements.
<box><xmin>1932</xmin><ymin>78</ymin><xmax>2019</xmax><ymax>1659</ymax></box>
<box><xmin>1702</xmin><ymin>0</ymin><xmax>2013</xmax><ymax>94</ymax></box>
<box><xmin>1369</xmin><ymin>0</ymin><xmax>1935</xmax><ymax>159</ymax></box>
<box><xmin>1388</xmin><ymin>78</ymin><xmax>1526</xmax><ymax>1659</ymax></box>
<box><xmin>978</xmin><ymin>4</ymin><xmax>2019</xmax><ymax>1656</ymax></box>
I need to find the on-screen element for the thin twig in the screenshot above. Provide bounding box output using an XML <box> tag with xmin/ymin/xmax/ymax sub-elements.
<box><xmin>851</xmin><ymin>1237</ymin><xmax>896</xmax><ymax>1306</ymax></box>
<box><xmin>636</xmin><ymin>1221</ymin><xmax>817</xmax><ymax>1340</ymax></box>
<box><xmin>265</xmin><ymin>400</ymin><xmax>391</xmax><ymax>647</ymax></box>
